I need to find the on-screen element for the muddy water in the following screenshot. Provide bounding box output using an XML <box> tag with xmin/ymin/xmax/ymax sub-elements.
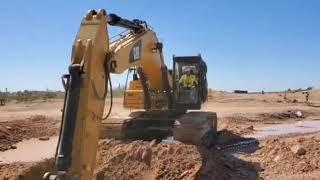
<box><xmin>0</xmin><ymin>136</ymin><xmax>58</xmax><ymax>164</ymax></box>
<box><xmin>247</xmin><ymin>120</ymin><xmax>320</xmax><ymax>140</ymax></box>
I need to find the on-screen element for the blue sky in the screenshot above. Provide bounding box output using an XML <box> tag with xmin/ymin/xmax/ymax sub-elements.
<box><xmin>0</xmin><ymin>0</ymin><xmax>319</xmax><ymax>92</ymax></box>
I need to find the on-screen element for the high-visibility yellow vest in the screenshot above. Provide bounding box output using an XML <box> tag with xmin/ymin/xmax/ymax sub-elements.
<box><xmin>179</xmin><ymin>74</ymin><xmax>198</xmax><ymax>88</ymax></box>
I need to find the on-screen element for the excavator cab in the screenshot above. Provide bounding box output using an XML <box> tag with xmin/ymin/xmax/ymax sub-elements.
<box><xmin>173</xmin><ymin>55</ymin><xmax>208</xmax><ymax>110</ymax></box>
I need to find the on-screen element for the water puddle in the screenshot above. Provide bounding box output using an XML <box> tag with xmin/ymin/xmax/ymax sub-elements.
<box><xmin>246</xmin><ymin>120</ymin><xmax>320</xmax><ymax>140</ymax></box>
<box><xmin>0</xmin><ymin>136</ymin><xmax>58</xmax><ymax>164</ymax></box>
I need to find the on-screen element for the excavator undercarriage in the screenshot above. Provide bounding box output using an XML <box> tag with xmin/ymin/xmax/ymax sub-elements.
<box><xmin>101</xmin><ymin>111</ymin><xmax>217</xmax><ymax>145</ymax></box>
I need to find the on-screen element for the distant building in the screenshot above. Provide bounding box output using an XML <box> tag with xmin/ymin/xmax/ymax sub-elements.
<box><xmin>234</xmin><ymin>90</ymin><xmax>248</xmax><ymax>94</ymax></box>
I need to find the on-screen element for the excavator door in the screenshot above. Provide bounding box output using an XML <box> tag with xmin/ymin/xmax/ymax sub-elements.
<box><xmin>173</xmin><ymin>55</ymin><xmax>208</xmax><ymax>110</ymax></box>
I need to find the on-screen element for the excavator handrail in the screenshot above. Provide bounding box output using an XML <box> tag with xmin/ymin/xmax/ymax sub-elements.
<box><xmin>109</xmin><ymin>30</ymin><xmax>133</xmax><ymax>51</ymax></box>
<box><xmin>109</xmin><ymin>29</ymin><xmax>148</xmax><ymax>53</ymax></box>
<box><xmin>109</xmin><ymin>29</ymin><xmax>130</xmax><ymax>43</ymax></box>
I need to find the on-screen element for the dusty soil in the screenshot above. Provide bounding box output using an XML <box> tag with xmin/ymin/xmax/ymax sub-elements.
<box><xmin>94</xmin><ymin>138</ymin><xmax>258</xmax><ymax>180</ymax></box>
<box><xmin>3</xmin><ymin>132</ymin><xmax>319</xmax><ymax>180</ymax></box>
<box><xmin>209</xmin><ymin>90</ymin><xmax>320</xmax><ymax>136</ymax></box>
<box><xmin>0</xmin><ymin>100</ymin><xmax>63</xmax><ymax>122</ymax></box>
<box><xmin>0</xmin><ymin>90</ymin><xmax>320</xmax><ymax>179</ymax></box>
<box><xmin>0</xmin><ymin>115</ymin><xmax>59</xmax><ymax>151</ymax></box>
<box><xmin>0</xmin><ymin>138</ymin><xmax>258</xmax><ymax>180</ymax></box>
<box><xmin>241</xmin><ymin>132</ymin><xmax>320</xmax><ymax>180</ymax></box>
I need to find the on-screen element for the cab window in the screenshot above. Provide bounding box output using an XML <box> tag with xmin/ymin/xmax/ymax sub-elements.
<box><xmin>175</xmin><ymin>62</ymin><xmax>199</xmax><ymax>104</ymax></box>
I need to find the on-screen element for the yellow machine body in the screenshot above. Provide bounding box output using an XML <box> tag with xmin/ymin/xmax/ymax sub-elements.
<box><xmin>123</xmin><ymin>80</ymin><xmax>144</xmax><ymax>109</ymax></box>
<box><xmin>46</xmin><ymin>9</ymin><xmax>213</xmax><ymax>180</ymax></box>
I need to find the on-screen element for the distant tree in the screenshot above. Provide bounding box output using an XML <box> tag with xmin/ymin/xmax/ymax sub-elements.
<box><xmin>306</xmin><ymin>86</ymin><xmax>313</xmax><ymax>91</ymax></box>
<box><xmin>17</xmin><ymin>91</ymin><xmax>22</xmax><ymax>96</ymax></box>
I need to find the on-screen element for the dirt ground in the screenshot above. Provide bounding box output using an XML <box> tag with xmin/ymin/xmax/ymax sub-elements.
<box><xmin>0</xmin><ymin>115</ymin><xmax>59</xmax><ymax>151</ymax></box>
<box><xmin>0</xmin><ymin>90</ymin><xmax>320</xmax><ymax>179</ymax></box>
<box><xmin>208</xmin><ymin>90</ymin><xmax>320</xmax><ymax>135</ymax></box>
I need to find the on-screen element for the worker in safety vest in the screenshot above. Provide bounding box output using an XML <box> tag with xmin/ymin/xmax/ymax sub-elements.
<box><xmin>179</xmin><ymin>69</ymin><xmax>198</xmax><ymax>102</ymax></box>
<box><xmin>302</xmin><ymin>91</ymin><xmax>310</xmax><ymax>102</ymax></box>
<box><xmin>179</xmin><ymin>69</ymin><xmax>198</xmax><ymax>89</ymax></box>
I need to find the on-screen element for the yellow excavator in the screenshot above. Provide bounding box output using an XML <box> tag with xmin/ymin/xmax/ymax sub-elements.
<box><xmin>44</xmin><ymin>9</ymin><xmax>217</xmax><ymax>180</ymax></box>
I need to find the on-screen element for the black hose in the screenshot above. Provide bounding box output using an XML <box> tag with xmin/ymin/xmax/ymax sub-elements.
<box><xmin>123</xmin><ymin>69</ymin><xmax>130</xmax><ymax>100</ymax></box>
<box><xmin>102</xmin><ymin>70</ymin><xmax>113</xmax><ymax>120</ymax></box>
<box><xmin>55</xmin><ymin>75</ymin><xmax>69</xmax><ymax>158</ymax></box>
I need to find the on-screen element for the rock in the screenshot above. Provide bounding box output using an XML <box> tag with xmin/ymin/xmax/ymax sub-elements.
<box><xmin>10</xmin><ymin>145</ymin><xmax>17</xmax><ymax>149</ymax></box>
<box><xmin>141</xmin><ymin>148</ymin><xmax>152</xmax><ymax>165</ymax></box>
<box><xmin>160</xmin><ymin>149</ymin><xmax>168</xmax><ymax>156</ymax></box>
<box><xmin>295</xmin><ymin>111</ymin><xmax>303</xmax><ymax>118</ymax></box>
<box><xmin>175</xmin><ymin>147</ymin><xmax>182</xmax><ymax>154</ymax></box>
<box><xmin>0</xmin><ymin>134</ymin><xmax>8</xmax><ymax>139</ymax></box>
<box><xmin>291</xmin><ymin>145</ymin><xmax>306</xmax><ymax>156</ymax></box>
<box><xmin>297</xmin><ymin>137</ymin><xmax>305</xmax><ymax>143</ymax></box>
<box><xmin>224</xmin><ymin>161</ymin><xmax>234</xmax><ymax>169</ymax></box>
<box><xmin>141</xmin><ymin>149</ymin><xmax>148</xmax><ymax>160</ymax></box>
<box><xmin>96</xmin><ymin>169</ymin><xmax>105</xmax><ymax>180</ymax></box>
<box><xmin>6</xmin><ymin>126</ymin><xmax>12</xmax><ymax>130</ymax></box>
<box><xmin>186</xmin><ymin>163</ymin><xmax>195</xmax><ymax>169</ymax></box>
<box><xmin>168</xmin><ymin>146</ymin><xmax>175</xmax><ymax>154</ymax></box>
<box><xmin>132</xmin><ymin>147</ymin><xmax>144</xmax><ymax>160</ymax></box>
<box><xmin>296</xmin><ymin>161</ymin><xmax>307</xmax><ymax>172</ymax></box>
<box><xmin>246</xmin><ymin>125</ymin><xmax>254</xmax><ymax>130</ymax></box>
<box><xmin>149</xmin><ymin>139</ymin><xmax>157</xmax><ymax>147</ymax></box>
<box><xmin>39</xmin><ymin>137</ymin><xmax>50</xmax><ymax>141</ymax></box>
<box><xmin>273</xmin><ymin>155</ymin><xmax>281</xmax><ymax>162</ymax></box>
<box><xmin>178</xmin><ymin>170</ymin><xmax>189</xmax><ymax>179</ymax></box>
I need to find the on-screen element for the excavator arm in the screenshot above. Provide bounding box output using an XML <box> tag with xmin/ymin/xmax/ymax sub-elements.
<box><xmin>43</xmin><ymin>9</ymin><xmax>109</xmax><ymax>180</ymax></box>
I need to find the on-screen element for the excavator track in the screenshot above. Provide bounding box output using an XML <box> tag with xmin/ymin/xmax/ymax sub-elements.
<box><xmin>174</xmin><ymin>112</ymin><xmax>217</xmax><ymax>145</ymax></box>
<box><xmin>101</xmin><ymin>111</ymin><xmax>217</xmax><ymax>145</ymax></box>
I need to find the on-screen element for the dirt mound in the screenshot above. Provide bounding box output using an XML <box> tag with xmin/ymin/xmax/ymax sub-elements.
<box><xmin>94</xmin><ymin>139</ymin><xmax>202</xmax><ymax>179</ymax></box>
<box><xmin>94</xmin><ymin>139</ymin><xmax>258</xmax><ymax>180</ymax></box>
<box><xmin>252</xmin><ymin>133</ymin><xmax>320</xmax><ymax>178</ymax></box>
<box><xmin>0</xmin><ymin>138</ymin><xmax>258</xmax><ymax>180</ymax></box>
<box><xmin>0</xmin><ymin>115</ymin><xmax>59</xmax><ymax>151</ymax></box>
<box><xmin>223</xmin><ymin>110</ymin><xmax>307</xmax><ymax>123</ymax></box>
<box><xmin>259</xmin><ymin>110</ymin><xmax>308</xmax><ymax>120</ymax></box>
